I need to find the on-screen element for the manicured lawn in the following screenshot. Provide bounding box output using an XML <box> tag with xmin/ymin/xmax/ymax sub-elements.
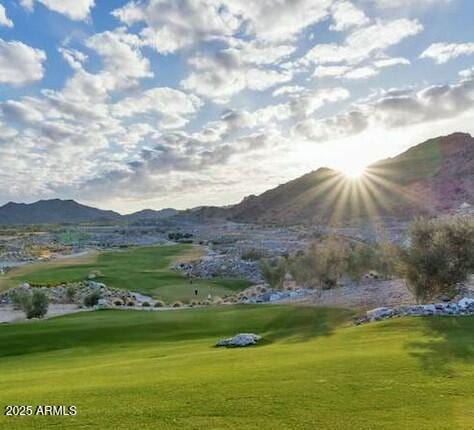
<box><xmin>0</xmin><ymin>306</ymin><xmax>472</xmax><ymax>429</ymax></box>
<box><xmin>1</xmin><ymin>245</ymin><xmax>250</xmax><ymax>302</ymax></box>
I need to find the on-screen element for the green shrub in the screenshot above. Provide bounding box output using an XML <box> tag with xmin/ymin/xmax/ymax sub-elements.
<box><xmin>65</xmin><ymin>286</ymin><xmax>76</xmax><ymax>303</ymax></box>
<box><xmin>400</xmin><ymin>217</ymin><xmax>474</xmax><ymax>303</ymax></box>
<box><xmin>10</xmin><ymin>289</ymin><xmax>49</xmax><ymax>319</ymax></box>
<box><xmin>172</xmin><ymin>301</ymin><xmax>183</xmax><ymax>308</ymax></box>
<box><xmin>141</xmin><ymin>301</ymin><xmax>151</xmax><ymax>307</ymax></box>
<box><xmin>260</xmin><ymin>257</ymin><xmax>287</xmax><ymax>289</ymax></box>
<box><xmin>154</xmin><ymin>300</ymin><xmax>165</xmax><ymax>308</ymax></box>
<box><xmin>27</xmin><ymin>290</ymin><xmax>49</xmax><ymax>319</ymax></box>
<box><xmin>83</xmin><ymin>291</ymin><xmax>101</xmax><ymax>307</ymax></box>
<box><xmin>345</xmin><ymin>243</ymin><xmax>376</xmax><ymax>283</ymax></box>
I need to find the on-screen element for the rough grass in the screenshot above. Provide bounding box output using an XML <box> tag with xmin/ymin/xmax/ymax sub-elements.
<box><xmin>0</xmin><ymin>306</ymin><xmax>472</xmax><ymax>429</ymax></box>
<box><xmin>2</xmin><ymin>245</ymin><xmax>250</xmax><ymax>302</ymax></box>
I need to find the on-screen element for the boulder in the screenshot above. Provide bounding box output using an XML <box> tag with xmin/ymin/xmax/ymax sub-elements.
<box><xmin>367</xmin><ymin>307</ymin><xmax>393</xmax><ymax>321</ymax></box>
<box><xmin>216</xmin><ymin>333</ymin><xmax>262</xmax><ymax>347</ymax></box>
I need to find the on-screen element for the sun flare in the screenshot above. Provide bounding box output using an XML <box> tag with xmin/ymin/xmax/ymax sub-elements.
<box><xmin>341</xmin><ymin>165</ymin><xmax>367</xmax><ymax>179</ymax></box>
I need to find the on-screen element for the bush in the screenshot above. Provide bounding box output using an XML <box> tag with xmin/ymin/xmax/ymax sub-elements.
<box><xmin>83</xmin><ymin>291</ymin><xmax>101</xmax><ymax>307</ymax></box>
<box><xmin>10</xmin><ymin>289</ymin><xmax>49</xmax><ymax>319</ymax></box>
<box><xmin>27</xmin><ymin>290</ymin><xmax>49</xmax><ymax>319</ymax></box>
<box><xmin>154</xmin><ymin>300</ymin><xmax>165</xmax><ymax>308</ymax></box>
<box><xmin>126</xmin><ymin>300</ymin><xmax>135</xmax><ymax>307</ymax></box>
<box><xmin>241</xmin><ymin>249</ymin><xmax>264</xmax><ymax>261</ymax></box>
<box><xmin>400</xmin><ymin>217</ymin><xmax>474</xmax><ymax>303</ymax></box>
<box><xmin>260</xmin><ymin>257</ymin><xmax>287</xmax><ymax>289</ymax></box>
<box><xmin>345</xmin><ymin>243</ymin><xmax>376</xmax><ymax>283</ymax></box>
<box><xmin>172</xmin><ymin>301</ymin><xmax>183</xmax><ymax>308</ymax></box>
<box><xmin>141</xmin><ymin>301</ymin><xmax>151</xmax><ymax>307</ymax></box>
<box><xmin>113</xmin><ymin>299</ymin><xmax>123</xmax><ymax>306</ymax></box>
<box><xmin>65</xmin><ymin>286</ymin><xmax>76</xmax><ymax>303</ymax></box>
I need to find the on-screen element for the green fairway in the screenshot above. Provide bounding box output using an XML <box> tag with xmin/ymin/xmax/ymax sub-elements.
<box><xmin>3</xmin><ymin>245</ymin><xmax>250</xmax><ymax>302</ymax></box>
<box><xmin>0</xmin><ymin>306</ymin><xmax>472</xmax><ymax>429</ymax></box>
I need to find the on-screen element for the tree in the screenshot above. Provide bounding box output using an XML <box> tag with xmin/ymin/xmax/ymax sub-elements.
<box><xmin>400</xmin><ymin>217</ymin><xmax>474</xmax><ymax>303</ymax></box>
<box><xmin>10</xmin><ymin>289</ymin><xmax>48</xmax><ymax>319</ymax></box>
<box><xmin>84</xmin><ymin>291</ymin><xmax>101</xmax><ymax>307</ymax></box>
<box><xmin>260</xmin><ymin>257</ymin><xmax>287</xmax><ymax>289</ymax></box>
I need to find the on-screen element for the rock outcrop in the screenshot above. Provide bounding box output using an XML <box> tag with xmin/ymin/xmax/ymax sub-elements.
<box><xmin>216</xmin><ymin>333</ymin><xmax>262</xmax><ymax>347</ymax></box>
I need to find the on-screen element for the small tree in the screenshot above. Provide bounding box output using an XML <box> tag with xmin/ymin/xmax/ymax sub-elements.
<box><xmin>65</xmin><ymin>286</ymin><xmax>76</xmax><ymax>303</ymax></box>
<box><xmin>345</xmin><ymin>243</ymin><xmax>376</xmax><ymax>283</ymax></box>
<box><xmin>84</xmin><ymin>291</ymin><xmax>101</xmax><ymax>307</ymax></box>
<box><xmin>10</xmin><ymin>289</ymin><xmax>48</xmax><ymax>319</ymax></box>
<box><xmin>400</xmin><ymin>217</ymin><xmax>474</xmax><ymax>303</ymax></box>
<box><xmin>27</xmin><ymin>290</ymin><xmax>49</xmax><ymax>319</ymax></box>
<box><xmin>314</xmin><ymin>238</ymin><xmax>348</xmax><ymax>289</ymax></box>
<box><xmin>260</xmin><ymin>257</ymin><xmax>287</xmax><ymax>289</ymax></box>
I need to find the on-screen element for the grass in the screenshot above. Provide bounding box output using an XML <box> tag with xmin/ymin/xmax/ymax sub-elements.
<box><xmin>0</xmin><ymin>306</ymin><xmax>472</xmax><ymax>429</ymax></box>
<box><xmin>1</xmin><ymin>245</ymin><xmax>250</xmax><ymax>303</ymax></box>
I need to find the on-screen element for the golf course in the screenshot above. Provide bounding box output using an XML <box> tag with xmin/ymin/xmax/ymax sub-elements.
<box><xmin>0</xmin><ymin>306</ymin><xmax>472</xmax><ymax>429</ymax></box>
<box><xmin>0</xmin><ymin>245</ymin><xmax>250</xmax><ymax>302</ymax></box>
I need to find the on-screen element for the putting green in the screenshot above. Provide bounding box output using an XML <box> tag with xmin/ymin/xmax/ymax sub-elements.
<box><xmin>1</xmin><ymin>245</ymin><xmax>250</xmax><ymax>303</ymax></box>
<box><xmin>0</xmin><ymin>306</ymin><xmax>472</xmax><ymax>429</ymax></box>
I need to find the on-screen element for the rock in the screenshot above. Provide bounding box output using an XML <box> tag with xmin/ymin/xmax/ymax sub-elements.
<box><xmin>216</xmin><ymin>333</ymin><xmax>262</xmax><ymax>347</ymax></box>
<box><xmin>458</xmin><ymin>297</ymin><xmax>474</xmax><ymax>309</ymax></box>
<box><xmin>367</xmin><ymin>307</ymin><xmax>393</xmax><ymax>321</ymax></box>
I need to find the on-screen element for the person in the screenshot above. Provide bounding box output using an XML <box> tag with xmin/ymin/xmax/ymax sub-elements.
<box><xmin>194</xmin><ymin>288</ymin><xmax>198</xmax><ymax>296</ymax></box>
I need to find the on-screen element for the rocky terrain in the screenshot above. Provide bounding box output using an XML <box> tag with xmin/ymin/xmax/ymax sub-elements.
<box><xmin>193</xmin><ymin>133</ymin><xmax>474</xmax><ymax>225</ymax></box>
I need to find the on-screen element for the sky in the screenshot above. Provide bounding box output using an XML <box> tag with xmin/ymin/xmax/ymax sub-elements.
<box><xmin>0</xmin><ymin>0</ymin><xmax>473</xmax><ymax>213</ymax></box>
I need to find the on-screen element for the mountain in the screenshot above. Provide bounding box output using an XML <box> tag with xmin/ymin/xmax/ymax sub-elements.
<box><xmin>0</xmin><ymin>199</ymin><xmax>122</xmax><ymax>225</ymax></box>
<box><xmin>195</xmin><ymin>132</ymin><xmax>474</xmax><ymax>225</ymax></box>
<box><xmin>123</xmin><ymin>208</ymin><xmax>179</xmax><ymax>223</ymax></box>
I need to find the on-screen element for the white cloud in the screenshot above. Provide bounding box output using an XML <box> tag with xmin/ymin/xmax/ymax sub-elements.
<box><xmin>21</xmin><ymin>0</ymin><xmax>95</xmax><ymax>21</ymax></box>
<box><xmin>293</xmin><ymin>77</ymin><xmax>474</xmax><ymax>142</ymax></box>
<box><xmin>330</xmin><ymin>1</ymin><xmax>369</xmax><ymax>32</ymax></box>
<box><xmin>420</xmin><ymin>42</ymin><xmax>474</xmax><ymax>64</ymax></box>
<box><xmin>344</xmin><ymin>66</ymin><xmax>379</xmax><ymax>79</ymax></box>
<box><xmin>182</xmin><ymin>50</ymin><xmax>293</xmax><ymax>103</ymax></box>
<box><xmin>459</xmin><ymin>67</ymin><xmax>474</xmax><ymax>79</ymax></box>
<box><xmin>113</xmin><ymin>88</ymin><xmax>203</xmax><ymax>129</ymax></box>
<box><xmin>85</xmin><ymin>28</ymin><xmax>153</xmax><ymax>91</ymax></box>
<box><xmin>374</xmin><ymin>57</ymin><xmax>410</xmax><ymax>68</ymax></box>
<box><xmin>113</xmin><ymin>0</ymin><xmax>333</xmax><ymax>53</ymax></box>
<box><xmin>368</xmin><ymin>0</ymin><xmax>451</xmax><ymax>8</ymax></box>
<box><xmin>305</xmin><ymin>19</ymin><xmax>422</xmax><ymax>66</ymax></box>
<box><xmin>0</xmin><ymin>39</ymin><xmax>46</xmax><ymax>85</ymax></box>
<box><xmin>273</xmin><ymin>85</ymin><xmax>307</xmax><ymax>97</ymax></box>
<box><xmin>0</xmin><ymin>4</ymin><xmax>13</xmax><ymax>27</ymax></box>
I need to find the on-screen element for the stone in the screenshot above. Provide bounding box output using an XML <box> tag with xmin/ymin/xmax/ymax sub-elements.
<box><xmin>458</xmin><ymin>297</ymin><xmax>474</xmax><ymax>309</ymax></box>
<box><xmin>216</xmin><ymin>333</ymin><xmax>262</xmax><ymax>347</ymax></box>
<box><xmin>367</xmin><ymin>307</ymin><xmax>393</xmax><ymax>320</ymax></box>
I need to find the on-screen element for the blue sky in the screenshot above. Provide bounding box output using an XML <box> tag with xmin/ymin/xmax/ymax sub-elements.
<box><xmin>0</xmin><ymin>0</ymin><xmax>473</xmax><ymax>212</ymax></box>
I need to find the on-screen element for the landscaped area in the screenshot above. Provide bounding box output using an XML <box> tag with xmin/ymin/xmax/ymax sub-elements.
<box><xmin>0</xmin><ymin>306</ymin><xmax>472</xmax><ymax>429</ymax></box>
<box><xmin>0</xmin><ymin>245</ymin><xmax>250</xmax><ymax>303</ymax></box>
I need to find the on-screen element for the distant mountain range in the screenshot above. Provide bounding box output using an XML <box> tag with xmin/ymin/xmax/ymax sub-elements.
<box><xmin>0</xmin><ymin>132</ymin><xmax>472</xmax><ymax>226</ymax></box>
<box><xmin>0</xmin><ymin>200</ymin><xmax>177</xmax><ymax>226</ymax></box>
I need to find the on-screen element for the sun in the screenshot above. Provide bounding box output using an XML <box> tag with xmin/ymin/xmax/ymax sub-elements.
<box><xmin>340</xmin><ymin>165</ymin><xmax>367</xmax><ymax>179</ymax></box>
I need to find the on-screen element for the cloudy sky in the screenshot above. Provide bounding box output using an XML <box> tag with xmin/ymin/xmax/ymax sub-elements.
<box><xmin>0</xmin><ymin>0</ymin><xmax>473</xmax><ymax>213</ymax></box>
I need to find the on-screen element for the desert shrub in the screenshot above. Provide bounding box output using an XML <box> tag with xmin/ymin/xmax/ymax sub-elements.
<box><xmin>372</xmin><ymin>241</ymin><xmax>401</xmax><ymax>279</ymax></box>
<box><xmin>10</xmin><ymin>289</ymin><xmax>49</xmax><ymax>319</ymax></box>
<box><xmin>113</xmin><ymin>299</ymin><xmax>123</xmax><ymax>306</ymax></box>
<box><xmin>9</xmin><ymin>289</ymin><xmax>31</xmax><ymax>310</ymax></box>
<box><xmin>154</xmin><ymin>300</ymin><xmax>165</xmax><ymax>308</ymax></box>
<box><xmin>83</xmin><ymin>291</ymin><xmax>101</xmax><ymax>307</ymax></box>
<box><xmin>172</xmin><ymin>301</ymin><xmax>183</xmax><ymax>308</ymax></box>
<box><xmin>126</xmin><ymin>300</ymin><xmax>135</xmax><ymax>307</ymax></box>
<box><xmin>399</xmin><ymin>217</ymin><xmax>474</xmax><ymax>303</ymax></box>
<box><xmin>65</xmin><ymin>286</ymin><xmax>76</xmax><ymax>303</ymax></box>
<box><xmin>345</xmin><ymin>243</ymin><xmax>376</xmax><ymax>283</ymax></box>
<box><xmin>260</xmin><ymin>257</ymin><xmax>287</xmax><ymax>289</ymax></box>
<box><xmin>141</xmin><ymin>301</ymin><xmax>151</xmax><ymax>307</ymax></box>
<box><xmin>190</xmin><ymin>300</ymin><xmax>199</xmax><ymax>307</ymax></box>
<box><xmin>241</xmin><ymin>249</ymin><xmax>264</xmax><ymax>261</ymax></box>
<box><xmin>315</xmin><ymin>238</ymin><xmax>348</xmax><ymax>289</ymax></box>
<box><xmin>288</xmin><ymin>251</ymin><xmax>317</xmax><ymax>286</ymax></box>
<box><xmin>27</xmin><ymin>290</ymin><xmax>49</xmax><ymax>319</ymax></box>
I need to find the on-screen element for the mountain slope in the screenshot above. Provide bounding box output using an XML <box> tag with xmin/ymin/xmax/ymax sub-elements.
<box><xmin>0</xmin><ymin>199</ymin><xmax>122</xmax><ymax>225</ymax></box>
<box><xmin>200</xmin><ymin>132</ymin><xmax>474</xmax><ymax>225</ymax></box>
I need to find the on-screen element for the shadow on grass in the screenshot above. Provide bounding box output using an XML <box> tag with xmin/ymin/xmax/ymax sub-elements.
<box><xmin>407</xmin><ymin>316</ymin><xmax>474</xmax><ymax>375</ymax></box>
<box><xmin>0</xmin><ymin>305</ymin><xmax>354</xmax><ymax>358</ymax></box>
